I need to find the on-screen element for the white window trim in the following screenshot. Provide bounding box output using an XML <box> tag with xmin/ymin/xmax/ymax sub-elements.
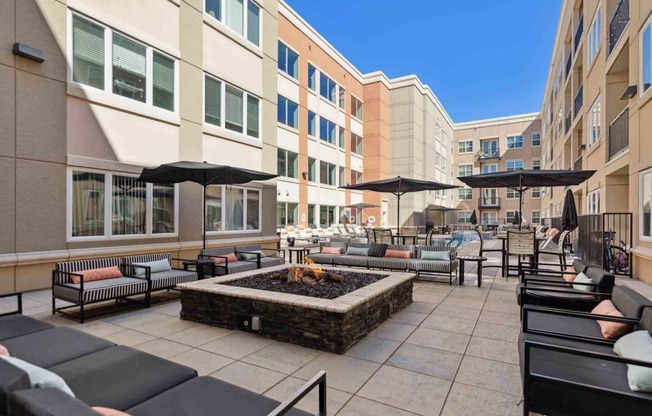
<box><xmin>315</xmin><ymin>65</ymin><xmax>339</xmax><ymax>106</ymax></box>
<box><xmin>458</xmin><ymin>188</ymin><xmax>473</xmax><ymax>201</ymax></box>
<box><xmin>587</xmin><ymin>189</ymin><xmax>601</xmax><ymax>215</ymax></box>
<box><xmin>205</xmin><ymin>185</ymin><xmax>262</xmax><ymax>235</ymax></box>
<box><xmin>458</xmin><ymin>140</ymin><xmax>474</xmax><ymax>154</ymax></box>
<box><xmin>350</xmin><ymin>93</ymin><xmax>364</xmax><ymax>122</ymax></box>
<box><xmin>506</xmin><ymin>135</ymin><xmax>524</xmax><ymax>149</ymax></box>
<box><xmin>532</xmin><ymin>132</ymin><xmax>541</xmax><ymax>147</ymax></box>
<box><xmin>278</xmin><ymin>94</ymin><xmax>299</xmax><ymax>130</ymax></box>
<box><xmin>307</xmin><ymin>61</ymin><xmax>318</xmax><ymax>94</ymax></box>
<box><xmin>640</xmin><ymin>169</ymin><xmax>652</xmax><ymax>241</ymax></box>
<box><xmin>66</xmin><ymin>168</ymin><xmax>179</xmax><ymax>242</ymax></box>
<box><xmin>639</xmin><ymin>17</ymin><xmax>652</xmax><ymax>99</ymax></box>
<box><xmin>506</xmin><ymin>188</ymin><xmax>519</xmax><ymax>200</ymax></box>
<box><xmin>532</xmin><ymin>158</ymin><xmax>541</xmax><ymax>170</ymax></box>
<box><xmin>587</xmin><ymin>4</ymin><xmax>602</xmax><ymax>70</ymax></box>
<box><xmin>203</xmin><ymin>0</ymin><xmax>263</xmax><ymax>48</ymax></box>
<box><xmin>587</xmin><ymin>96</ymin><xmax>602</xmax><ymax>149</ymax></box>
<box><xmin>531</xmin><ymin>210</ymin><xmax>541</xmax><ymax>224</ymax></box>
<box><xmin>277</xmin><ymin>38</ymin><xmax>299</xmax><ymax>80</ymax></box>
<box><xmin>506</xmin><ymin>159</ymin><xmax>524</xmax><ymax>171</ymax></box>
<box><xmin>350</xmin><ymin>133</ymin><xmax>363</xmax><ymax>157</ymax></box>
<box><xmin>458</xmin><ymin>164</ymin><xmax>474</xmax><ymax>177</ymax></box>
<box><xmin>531</xmin><ymin>187</ymin><xmax>541</xmax><ymax>199</ymax></box>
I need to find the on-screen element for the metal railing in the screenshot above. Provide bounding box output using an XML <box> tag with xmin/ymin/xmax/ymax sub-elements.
<box><xmin>574</xmin><ymin>85</ymin><xmax>583</xmax><ymax>118</ymax></box>
<box><xmin>565</xmin><ymin>52</ymin><xmax>572</xmax><ymax>80</ymax></box>
<box><xmin>479</xmin><ymin>197</ymin><xmax>500</xmax><ymax>208</ymax></box>
<box><xmin>565</xmin><ymin>110</ymin><xmax>572</xmax><ymax>134</ymax></box>
<box><xmin>574</xmin><ymin>156</ymin><xmax>582</xmax><ymax>171</ymax></box>
<box><xmin>608</xmin><ymin>107</ymin><xmax>629</xmax><ymax>160</ymax></box>
<box><xmin>475</xmin><ymin>147</ymin><xmax>500</xmax><ymax>161</ymax></box>
<box><xmin>609</xmin><ymin>0</ymin><xmax>630</xmax><ymax>55</ymax></box>
<box><xmin>574</xmin><ymin>15</ymin><xmax>584</xmax><ymax>53</ymax></box>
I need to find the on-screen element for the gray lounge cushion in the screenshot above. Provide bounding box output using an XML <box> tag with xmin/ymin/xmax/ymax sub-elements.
<box><xmin>132</xmin><ymin>259</ymin><xmax>172</xmax><ymax>276</ymax></box>
<box><xmin>8</xmin><ymin>388</ymin><xmax>98</xmax><ymax>416</ymax></box>
<box><xmin>305</xmin><ymin>253</ymin><xmax>335</xmax><ymax>265</ymax></box>
<box><xmin>127</xmin><ymin>376</ymin><xmax>311</xmax><ymax>416</ymax></box>
<box><xmin>148</xmin><ymin>270</ymin><xmax>198</xmax><ymax>290</ymax></box>
<box><xmin>49</xmin><ymin>346</ymin><xmax>197</xmax><ymax>411</ymax></box>
<box><xmin>525</xmin><ymin>310</ymin><xmax>604</xmax><ymax>340</ymax></box>
<box><xmin>406</xmin><ymin>259</ymin><xmax>458</xmax><ymax>273</ymax></box>
<box><xmin>572</xmin><ymin>258</ymin><xmax>591</xmax><ymax>273</ymax></box>
<box><xmin>367</xmin><ymin>257</ymin><xmax>407</xmax><ymax>270</ymax></box>
<box><xmin>585</xmin><ymin>267</ymin><xmax>615</xmax><ymax>294</ymax></box>
<box><xmin>213</xmin><ymin>261</ymin><xmax>258</xmax><ymax>276</ymax></box>
<box><xmin>239</xmin><ymin>251</ymin><xmax>265</xmax><ymax>261</ymax></box>
<box><xmin>2</xmin><ymin>327</ymin><xmax>114</xmax><ymax>368</ymax></box>
<box><xmin>346</xmin><ymin>247</ymin><xmax>369</xmax><ymax>256</ymax></box>
<box><xmin>420</xmin><ymin>250</ymin><xmax>449</xmax><ymax>261</ymax></box>
<box><xmin>259</xmin><ymin>257</ymin><xmax>285</xmax><ymax>268</ymax></box>
<box><xmin>333</xmin><ymin>255</ymin><xmax>369</xmax><ymax>267</ymax></box>
<box><xmin>0</xmin><ymin>357</ymin><xmax>31</xmax><ymax>414</ymax></box>
<box><xmin>0</xmin><ymin>315</ymin><xmax>53</xmax><ymax>342</ymax></box>
<box><xmin>53</xmin><ymin>277</ymin><xmax>148</xmax><ymax>303</ymax></box>
<box><xmin>612</xmin><ymin>286</ymin><xmax>652</xmax><ymax>319</ymax></box>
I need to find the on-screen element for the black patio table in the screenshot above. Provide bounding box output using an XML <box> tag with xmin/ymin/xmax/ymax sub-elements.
<box><xmin>392</xmin><ymin>234</ymin><xmax>418</xmax><ymax>245</ymax></box>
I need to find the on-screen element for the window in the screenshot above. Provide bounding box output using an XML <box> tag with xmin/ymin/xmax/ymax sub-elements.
<box><xmin>278</xmin><ymin>42</ymin><xmax>298</xmax><ymax>79</ymax></box>
<box><xmin>70</xmin><ymin>170</ymin><xmax>177</xmax><ymax>239</ymax></box>
<box><xmin>338</xmin><ymin>127</ymin><xmax>346</xmax><ymax>148</ymax></box>
<box><xmin>642</xmin><ymin>169</ymin><xmax>652</xmax><ymax>238</ymax></box>
<box><xmin>482</xmin><ymin>164</ymin><xmax>497</xmax><ymax>174</ymax></box>
<box><xmin>506</xmin><ymin>188</ymin><xmax>518</xmax><ymax>199</ymax></box>
<box><xmin>458</xmin><ymin>164</ymin><xmax>473</xmax><ymax>177</ymax></box>
<box><xmin>205</xmin><ymin>0</ymin><xmax>260</xmax><ymax>46</ymax></box>
<box><xmin>506</xmin><ymin>160</ymin><xmax>523</xmax><ymax>171</ymax></box>
<box><xmin>351</xmin><ymin>170</ymin><xmax>363</xmax><ymax>185</ymax></box>
<box><xmin>458</xmin><ymin>188</ymin><xmax>472</xmax><ymax>201</ymax></box>
<box><xmin>277</xmin><ymin>202</ymin><xmax>298</xmax><ymax>227</ymax></box>
<box><xmin>351</xmin><ymin>96</ymin><xmax>363</xmax><ymax>119</ymax></box>
<box><xmin>205</xmin><ymin>186</ymin><xmax>259</xmax><ymax>232</ymax></box>
<box><xmin>319</xmin><ymin>161</ymin><xmax>336</xmax><ymax>186</ymax></box>
<box><xmin>588</xmin><ymin>96</ymin><xmax>602</xmax><ymax>148</ymax></box>
<box><xmin>319</xmin><ymin>72</ymin><xmax>337</xmax><ymax>103</ymax></box>
<box><xmin>532</xmin><ymin>187</ymin><xmax>541</xmax><ymax>198</ymax></box>
<box><xmin>587</xmin><ymin>190</ymin><xmax>601</xmax><ymax>214</ymax></box>
<box><xmin>532</xmin><ymin>133</ymin><xmax>541</xmax><ymax>147</ymax></box>
<box><xmin>246</xmin><ymin>1</ymin><xmax>260</xmax><ymax>46</ymax></box>
<box><xmin>642</xmin><ymin>23</ymin><xmax>651</xmax><ymax>94</ymax></box>
<box><xmin>532</xmin><ymin>211</ymin><xmax>541</xmax><ymax>224</ymax></box>
<box><xmin>588</xmin><ymin>6</ymin><xmax>602</xmax><ymax>67</ymax></box>
<box><xmin>339</xmin><ymin>167</ymin><xmax>345</xmax><ymax>186</ymax></box>
<box><xmin>205</xmin><ymin>0</ymin><xmax>222</xmax><ymax>21</ymax></box>
<box><xmin>506</xmin><ymin>135</ymin><xmax>524</xmax><ymax>149</ymax></box>
<box><xmin>458</xmin><ymin>140</ymin><xmax>473</xmax><ymax>154</ymax></box>
<box><xmin>72</xmin><ymin>14</ymin><xmax>177</xmax><ymax>111</ymax></box>
<box><xmin>277</xmin><ymin>149</ymin><xmax>298</xmax><ymax>179</ymax></box>
<box><xmin>308</xmin><ymin>158</ymin><xmax>317</xmax><ymax>182</ymax></box>
<box><xmin>308</xmin><ymin>111</ymin><xmax>316</xmax><ymax>137</ymax></box>
<box><xmin>319</xmin><ymin>118</ymin><xmax>337</xmax><ymax>144</ymax></box>
<box><xmin>277</xmin><ymin>95</ymin><xmax>298</xmax><ymax>129</ymax></box>
<box><xmin>204</xmin><ymin>75</ymin><xmax>260</xmax><ymax>138</ymax></box>
<box><xmin>351</xmin><ymin>133</ymin><xmax>363</xmax><ymax>155</ymax></box>
<box><xmin>506</xmin><ymin>211</ymin><xmax>517</xmax><ymax>224</ymax></box>
<box><xmin>308</xmin><ymin>64</ymin><xmax>317</xmax><ymax>91</ymax></box>
<box><xmin>532</xmin><ymin>159</ymin><xmax>541</xmax><ymax>170</ymax></box>
<box><xmin>308</xmin><ymin>204</ymin><xmax>316</xmax><ymax>227</ymax></box>
<box><xmin>319</xmin><ymin>205</ymin><xmax>337</xmax><ymax>227</ymax></box>
<box><xmin>458</xmin><ymin>212</ymin><xmax>471</xmax><ymax>224</ymax></box>
<box><xmin>339</xmin><ymin>87</ymin><xmax>346</xmax><ymax>110</ymax></box>
<box><xmin>481</xmin><ymin>212</ymin><xmax>498</xmax><ymax>225</ymax></box>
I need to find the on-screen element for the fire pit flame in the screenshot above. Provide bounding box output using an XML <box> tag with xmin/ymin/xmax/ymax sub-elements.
<box><xmin>270</xmin><ymin>258</ymin><xmax>344</xmax><ymax>286</ymax></box>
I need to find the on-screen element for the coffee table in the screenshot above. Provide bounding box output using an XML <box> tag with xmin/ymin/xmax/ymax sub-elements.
<box><xmin>457</xmin><ymin>255</ymin><xmax>487</xmax><ymax>287</ymax></box>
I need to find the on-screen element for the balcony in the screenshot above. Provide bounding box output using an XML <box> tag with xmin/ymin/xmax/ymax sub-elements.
<box><xmin>608</xmin><ymin>107</ymin><xmax>629</xmax><ymax>160</ymax></box>
<box><xmin>479</xmin><ymin>197</ymin><xmax>500</xmax><ymax>209</ymax></box>
<box><xmin>565</xmin><ymin>52</ymin><xmax>572</xmax><ymax>80</ymax></box>
<box><xmin>565</xmin><ymin>110</ymin><xmax>572</xmax><ymax>134</ymax></box>
<box><xmin>609</xmin><ymin>0</ymin><xmax>630</xmax><ymax>56</ymax></box>
<box><xmin>574</xmin><ymin>85</ymin><xmax>584</xmax><ymax>118</ymax></box>
<box><xmin>574</xmin><ymin>15</ymin><xmax>584</xmax><ymax>54</ymax></box>
<box><xmin>574</xmin><ymin>156</ymin><xmax>583</xmax><ymax>171</ymax></box>
<box><xmin>474</xmin><ymin>147</ymin><xmax>501</xmax><ymax>162</ymax></box>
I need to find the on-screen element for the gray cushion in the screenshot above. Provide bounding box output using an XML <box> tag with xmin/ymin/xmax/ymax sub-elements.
<box><xmin>53</xmin><ymin>277</ymin><xmax>148</xmax><ymax>303</ymax></box>
<box><xmin>305</xmin><ymin>253</ymin><xmax>335</xmax><ymax>265</ymax></box>
<box><xmin>239</xmin><ymin>251</ymin><xmax>266</xmax><ymax>261</ymax></box>
<box><xmin>613</xmin><ymin>330</ymin><xmax>652</xmax><ymax>392</ymax></box>
<box><xmin>367</xmin><ymin>257</ymin><xmax>407</xmax><ymax>270</ymax></box>
<box><xmin>50</xmin><ymin>346</ymin><xmax>197</xmax><ymax>411</ymax></box>
<box><xmin>572</xmin><ymin>258</ymin><xmax>591</xmax><ymax>273</ymax></box>
<box><xmin>333</xmin><ymin>255</ymin><xmax>369</xmax><ymax>267</ymax></box>
<box><xmin>525</xmin><ymin>310</ymin><xmax>604</xmax><ymax>340</ymax></box>
<box><xmin>406</xmin><ymin>259</ymin><xmax>457</xmax><ymax>273</ymax></box>
<box><xmin>420</xmin><ymin>250</ymin><xmax>449</xmax><ymax>261</ymax></box>
<box><xmin>133</xmin><ymin>259</ymin><xmax>172</xmax><ymax>276</ymax></box>
<box><xmin>149</xmin><ymin>270</ymin><xmax>198</xmax><ymax>290</ymax></box>
<box><xmin>3</xmin><ymin>327</ymin><xmax>114</xmax><ymax>368</ymax></box>
<box><xmin>346</xmin><ymin>247</ymin><xmax>369</xmax><ymax>256</ymax></box>
<box><xmin>0</xmin><ymin>357</ymin><xmax>30</xmax><ymax>414</ymax></box>
<box><xmin>213</xmin><ymin>261</ymin><xmax>258</xmax><ymax>276</ymax></box>
<box><xmin>0</xmin><ymin>315</ymin><xmax>53</xmax><ymax>342</ymax></box>
<box><xmin>9</xmin><ymin>388</ymin><xmax>98</xmax><ymax>416</ymax></box>
<box><xmin>641</xmin><ymin>308</ymin><xmax>652</xmax><ymax>334</ymax></box>
<box><xmin>259</xmin><ymin>257</ymin><xmax>285</xmax><ymax>268</ymax></box>
<box><xmin>127</xmin><ymin>376</ymin><xmax>311</xmax><ymax>416</ymax></box>
<box><xmin>612</xmin><ymin>286</ymin><xmax>652</xmax><ymax>319</ymax></box>
<box><xmin>585</xmin><ymin>267</ymin><xmax>615</xmax><ymax>294</ymax></box>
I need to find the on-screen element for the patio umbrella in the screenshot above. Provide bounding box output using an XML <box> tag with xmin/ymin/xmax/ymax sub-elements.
<box><xmin>458</xmin><ymin>169</ymin><xmax>595</xmax><ymax>230</ymax></box>
<box><xmin>561</xmin><ymin>188</ymin><xmax>579</xmax><ymax>232</ymax></box>
<box><xmin>512</xmin><ymin>211</ymin><xmax>520</xmax><ymax>226</ymax></box>
<box><xmin>469</xmin><ymin>210</ymin><xmax>477</xmax><ymax>225</ymax></box>
<box><xmin>343</xmin><ymin>202</ymin><xmax>380</xmax><ymax>225</ymax></box>
<box><xmin>425</xmin><ymin>205</ymin><xmax>459</xmax><ymax>227</ymax></box>
<box><xmin>340</xmin><ymin>176</ymin><xmax>458</xmax><ymax>233</ymax></box>
<box><xmin>138</xmin><ymin>161</ymin><xmax>278</xmax><ymax>249</ymax></box>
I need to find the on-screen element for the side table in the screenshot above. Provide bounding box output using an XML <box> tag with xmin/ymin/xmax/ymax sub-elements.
<box><xmin>457</xmin><ymin>255</ymin><xmax>487</xmax><ymax>287</ymax></box>
<box><xmin>183</xmin><ymin>259</ymin><xmax>214</xmax><ymax>280</ymax></box>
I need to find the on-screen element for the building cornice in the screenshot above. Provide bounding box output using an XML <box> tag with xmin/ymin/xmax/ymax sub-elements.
<box><xmin>454</xmin><ymin>112</ymin><xmax>541</xmax><ymax>129</ymax></box>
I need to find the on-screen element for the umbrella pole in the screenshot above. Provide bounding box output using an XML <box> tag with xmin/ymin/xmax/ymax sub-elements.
<box><xmin>203</xmin><ymin>185</ymin><xmax>207</xmax><ymax>250</ymax></box>
<box><xmin>397</xmin><ymin>194</ymin><xmax>400</xmax><ymax>235</ymax></box>
<box><xmin>518</xmin><ymin>175</ymin><xmax>523</xmax><ymax>231</ymax></box>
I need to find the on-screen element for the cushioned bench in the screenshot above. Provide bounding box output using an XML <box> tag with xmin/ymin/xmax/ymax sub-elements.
<box><xmin>199</xmin><ymin>247</ymin><xmax>259</xmax><ymax>276</ymax></box>
<box><xmin>235</xmin><ymin>245</ymin><xmax>286</xmax><ymax>270</ymax></box>
<box><xmin>123</xmin><ymin>253</ymin><xmax>198</xmax><ymax>293</ymax></box>
<box><xmin>0</xmin><ymin>315</ymin><xmax>53</xmax><ymax>342</ymax></box>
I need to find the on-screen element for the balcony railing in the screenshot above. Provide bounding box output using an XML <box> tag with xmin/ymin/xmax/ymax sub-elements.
<box><xmin>475</xmin><ymin>147</ymin><xmax>501</xmax><ymax>162</ymax></box>
<box><xmin>609</xmin><ymin>0</ymin><xmax>630</xmax><ymax>56</ymax></box>
<box><xmin>574</xmin><ymin>15</ymin><xmax>584</xmax><ymax>53</ymax></box>
<box><xmin>608</xmin><ymin>107</ymin><xmax>629</xmax><ymax>160</ymax></box>
<box><xmin>574</xmin><ymin>155</ymin><xmax>583</xmax><ymax>171</ymax></box>
<box><xmin>479</xmin><ymin>197</ymin><xmax>500</xmax><ymax>208</ymax></box>
<box><xmin>565</xmin><ymin>52</ymin><xmax>572</xmax><ymax>80</ymax></box>
<box><xmin>574</xmin><ymin>85</ymin><xmax>584</xmax><ymax>118</ymax></box>
<box><xmin>565</xmin><ymin>110</ymin><xmax>572</xmax><ymax>134</ymax></box>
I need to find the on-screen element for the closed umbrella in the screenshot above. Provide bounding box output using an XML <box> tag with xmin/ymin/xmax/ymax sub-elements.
<box><xmin>138</xmin><ymin>161</ymin><xmax>277</xmax><ymax>249</ymax></box>
<box><xmin>469</xmin><ymin>210</ymin><xmax>477</xmax><ymax>225</ymax></box>
<box><xmin>561</xmin><ymin>189</ymin><xmax>579</xmax><ymax>232</ymax></box>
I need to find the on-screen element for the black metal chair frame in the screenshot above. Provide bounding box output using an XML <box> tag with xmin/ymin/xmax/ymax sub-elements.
<box><xmin>0</xmin><ymin>292</ymin><xmax>22</xmax><ymax>317</ymax></box>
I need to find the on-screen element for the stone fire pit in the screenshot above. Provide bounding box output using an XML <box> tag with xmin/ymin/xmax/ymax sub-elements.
<box><xmin>177</xmin><ymin>265</ymin><xmax>414</xmax><ymax>354</ymax></box>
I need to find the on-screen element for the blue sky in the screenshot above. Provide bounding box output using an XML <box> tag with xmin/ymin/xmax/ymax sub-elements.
<box><xmin>285</xmin><ymin>0</ymin><xmax>561</xmax><ymax>123</ymax></box>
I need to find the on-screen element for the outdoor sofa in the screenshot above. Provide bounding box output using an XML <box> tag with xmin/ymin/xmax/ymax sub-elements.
<box><xmin>198</xmin><ymin>244</ymin><xmax>285</xmax><ymax>276</ymax></box>
<box><xmin>519</xmin><ymin>293</ymin><xmax>652</xmax><ymax>415</ymax></box>
<box><xmin>52</xmin><ymin>254</ymin><xmax>198</xmax><ymax>323</ymax></box>
<box><xmin>307</xmin><ymin>241</ymin><xmax>459</xmax><ymax>284</ymax></box>
<box><xmin>0</xmin><ymin>312</ymin><xmax>326</xmax><ymax>416</ymax></box>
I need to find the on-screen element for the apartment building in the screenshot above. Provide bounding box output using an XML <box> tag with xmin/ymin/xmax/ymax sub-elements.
<box><xmin>0</xmin><ymin>0</ymin><xmax>280</xmax><ymax>292</ymax></box>
<box><xmin>540</xmin><ymin>0</ymin><xmax>652</xmax><ymax>282</ymax></box>
<box><xmin>453</xmin><ymin>114</ymin><xmax>543</xmax><ymax>226</ymax></box>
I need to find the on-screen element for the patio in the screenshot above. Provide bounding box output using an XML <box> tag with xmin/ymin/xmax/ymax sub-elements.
<box><xmin>3</xmin><ymin>239</ymin><xmax>651</xmax><ymax>416</ymax></box>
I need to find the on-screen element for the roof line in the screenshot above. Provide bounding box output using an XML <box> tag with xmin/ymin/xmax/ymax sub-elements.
<box><xmin>454</xmin><ymin>112</ymin><xmax>541</xmax><ymax>129</ymax></box>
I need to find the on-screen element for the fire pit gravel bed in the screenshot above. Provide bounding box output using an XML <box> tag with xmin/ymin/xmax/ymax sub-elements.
<box><xmin>223</xmin><ymin>268</ymin><xmax>387</xmax><ymax>299</ymax></box>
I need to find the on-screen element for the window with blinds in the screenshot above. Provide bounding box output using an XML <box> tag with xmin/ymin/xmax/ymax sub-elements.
<box><xmin>205</xmin><ymin>0</ymin><xmax>260</xmax><ymax>47</ymax></box>
<box><xmin>225</xmin><ymin>0</ymin><xmax>244</xmax><ymax>35</ymax></box>
<box><xmin>247</xmin><ymin>1</ymin><xmax>260</xmax><ymax>46</ymax></box>
<box><xmin>225</xmin><ymin>85</ymin><xmax>244</xmax><ymax>133</ymax></box>
<box><xmin>205</xmin><ymin>76</ymin><xmax>222</xmax><ymax>126</ymax></box>
<box><xmin>112</xmin><ymin>33</ymin><xmax>147</xmax><ymax>103</ymax></box>
<box><xmin>72</xmin><ymin>15</ymin><xmax>105</xmax><ymax>89</ymax></box>
<box><xmin>112</xmin><ymin>175</ymin><xmax>147</xmax><ymax>235</ymax></box>
<box><xmin>71</xmin><ymin>172</ymin><xmax>105</xmax><ymax>237</ymax></box>
<box><xmin>204</xmin><ymin>74</ymin><xmax>259</xmax><ymax>138</ymax></box>
<box><xmin>246</xmin><ymin>96</ymin><xmax>259</xmax><ymax>138</ymax></box>
<box><xmin>153</xmin><ymin>52</ymin><xmax>175</xmax><ymax>111</ymax></box>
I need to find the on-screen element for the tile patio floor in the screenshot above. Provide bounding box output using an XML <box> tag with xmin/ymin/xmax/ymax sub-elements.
<box><xmin>3</xmin><ymin>239</ymin><xmax>651</xmax><ymax>415</ymax></box>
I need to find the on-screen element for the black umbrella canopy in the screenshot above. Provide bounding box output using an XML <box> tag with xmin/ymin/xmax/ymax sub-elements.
<box><xmin>138</xmin><ymin>161</ymin><xmax>277</xmax><ymax>249</ymax></box>
<box><xmin>512</xmin><ymin>211</ymin><xmax>520</xmax><ymax>225</ymax></box>
<box><xmin>457</xmin><ymin>169</ymin><xmax>596</xmax><ymax>190</ymax></box>
<box><xmin>343</xmin><ymin>203</ymin><xmax>380</xmax><ymax>209</ymax></box>
<box><xmin>561</xmin><ymin>189</ymin><xmax>579</xmax><ymax>232</ymax></box>
<box><xmin>469</xmin><ymin>210</ymin><xmax>477</xmax><ymax>225</ymax></box>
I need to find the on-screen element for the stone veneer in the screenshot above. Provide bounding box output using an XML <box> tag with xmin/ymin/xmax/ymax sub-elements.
<box><xmin>177</xmin><ymin>265</ymin><xmax>414</xmax><ymax>354</ymax></box>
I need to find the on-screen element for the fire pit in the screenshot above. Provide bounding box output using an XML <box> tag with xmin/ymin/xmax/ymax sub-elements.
<box><xmin>178</xmin><ymin>265</ymin><xmax>413</xmax><ymax>353</ymax></box>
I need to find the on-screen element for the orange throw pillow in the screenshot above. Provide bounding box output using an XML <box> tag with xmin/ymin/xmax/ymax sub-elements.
<box><xmin>71</xmin><ymin>266</ymin><xmax>122</xmax><ymax>284</ymax></box>
<box><xmin>321</xmin><ymin>247</ymin><xmax>342</xmax><ymax>254</ymax></box>
<box><xmin>385</xmin><ymin>250</ymin><xmax>411</xmax><ymax>259</ymax></box>
<box><xmin>212</xmin><ymin>253</ymin><xmax>238</xmax><ymax>264</ymax></box>
<box><xmin>591</xmin><ymin>300</ymin><xmax>631</xmax><ymax>339</ymax></box>
<box><xmin>93</xmin><ymin>407</ymin><xmax>132</xmax><ymax>416</ymax></box>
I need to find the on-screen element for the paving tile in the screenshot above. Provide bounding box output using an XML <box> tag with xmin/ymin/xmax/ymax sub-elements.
<box><xmin>199</xmin><ymin>332</ymin><xmax>275</xmax><ymax>360</ymax></box>
<box><xmin>388</xmin><ymin>343</ymin><xmax>463</xmax><ymax>380</ymax></box>
<box><xmin>293</xmin><ymin>354</ymin><xmax>380</xmax><ymax>394</ymax></box>
<box><xmin>358</xmin><ymin>365</ymin><xmax>451</xmax><ymax>415</ymax></box>
<box><xmin>337</xmin><ymin>396</ymin><xmax>418</xmax><ymax>416</ymax></box>
<box><xmin>103</xmin><ymin>329</ymin><xmax>156</xmax><ymax>346</ymax></box>
<box><xmin>420</xmin><ymin>314</ymin><xmax>477</xmax><ymax>335</ymax></box>
<box><xmin>132</xmin><ymin>315</ymin><xmax>197</xmax><ymax>337</ymax></box>
<box><xmin>473</xmin><ymin>321</ymin><xmax>521</xmax><ymax>343</ymax></box>
<box><xmin>441</xmin><ymin>382</ymin><xmax>523</xmax><ymax>416</ymax></box>
<box><xmin>479</xmin><ymin>310</ymin><xmax>520</xmax><ymax>327</ymax></box>
<box><xmin>482</xmin><ymin>301</ymin><xmax>521</xmax><ymax>314</ymax></box>
<box><xmin>412</xmin><ymin>292</ymin><xmax>446</xmax><ymax>304</ymax></box>
<box><xmin>169</xmin><ymin>349</ymin><xmax>233</xmax><ymax>376</ymax></box>
<box><xmin>163</xmin><ymin>324</ymin><xmax>233</xmax><ymax>347</ymax></box>
<box><xmin>389</xmin><ymin>311</ymin><xmax>427</xmax><ymax>326</ymax></box>
<box><xmin>105</xmin><ymin>310</ymin><xmax>170</xmax><ymax>328</ymax></box>
<box><xmin>77</xmin><ymin>321</ymin><xmax>126</xmax><ymax>337</ymax></box>
<box><xmin>149</xmin><ymin>301</ymin><xmax>182</xmax><ymax>316</ymax></box>
<box><xmin>466</xmin><ymin>337</ymin><xmax>519</xmax><ymax>365</ymax></box>
<box><xmin>371</xmin><ymin>322</ymin><xmax>416</xmax><ymax>342</ymax></box>
<box><xmin>441</xmin><ymin>296</ymin><xmax>486</xmax><ymax>310</ymax></box>
<box><xmin>210</xmin><ymin>361</ymin><xmax>286</xmax><ymax>394</ymax></box>
<box><xmin>431</xmin><ymin>304</ymin><xmax>481</xmax><ymax>321</ymax></box>
<box><xmin>242</xmin><ymin>342</ymin><xmax>321</xmax><ymax>374</ymax></box>
<box><xmin>264</xmin><ymin>376</ymin><xmax>351</xmax><ymax>414</ymax></box>
<box><xmin>404</xmin><ymin>302</ymin><xmax>437</xmax><ymax>314</ymax></box>
<box><xmin>406</xmin><ymin>327</ymin><xmax>471</xmax><ymax>354</ymax></box>
<box><xmin>345</xmin><ymin>336</ymin><xmax>401</xmax><ymax>363</ymax></box>
<box><xmin>133</xmin><ymin>338</ymin><xmax>192</xmax><ymax>359</ymax></box>
<box><xmin>455</xmin><ymin>356</ymin><xmax>522</xmax><ymax>397</ymax></box>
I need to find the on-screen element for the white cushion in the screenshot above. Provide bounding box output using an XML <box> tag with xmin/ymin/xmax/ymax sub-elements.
<box><xmin>0</xmin><ymin>356</ymin><xmax>75</xmax><ymax>396</ymax></box>
<box><xmin>572</xmin><ymin>272</ymin><xmax>594</xmax><ymax>292</ymax></box>
<box><xmin>133</xmin><ymin>259</ymin><xmax>172</xmax><ymax>276</ymax></box>
<box><xmin>613</xmin><ymin>330</ymin><xmax>652</xmax><ymax>392</ymax></box>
